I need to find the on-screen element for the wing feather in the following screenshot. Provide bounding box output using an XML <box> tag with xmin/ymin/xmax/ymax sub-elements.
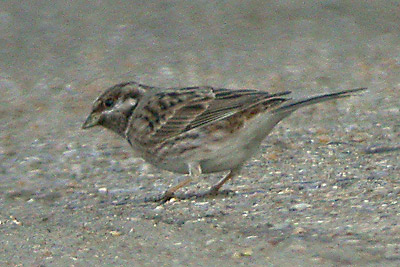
<box><xmin>127</xmin><ymin>86</ymin><xmax>291</xmax><ymax>145</ymax></box>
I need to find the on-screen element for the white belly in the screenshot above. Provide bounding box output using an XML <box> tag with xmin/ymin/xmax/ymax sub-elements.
<box><xmin>145</xmin><ymin>112</ymin><xmax>288</xmax><ymax>174</ymax></box>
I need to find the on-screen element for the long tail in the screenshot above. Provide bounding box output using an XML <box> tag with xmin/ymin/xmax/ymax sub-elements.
<box><xmin>273</xmin><ymin>88</ymin><xmax>367</xmax><ymax>114</ymax></box>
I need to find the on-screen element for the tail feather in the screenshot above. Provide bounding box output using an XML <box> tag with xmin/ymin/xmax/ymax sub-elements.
<box><xmin>273</xmin><ymin>88</ymin><xmax>367</xmax><ymax>114</ymax></box>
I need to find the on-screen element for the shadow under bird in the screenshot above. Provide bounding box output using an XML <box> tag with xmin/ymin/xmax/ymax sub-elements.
<box><xmin>82</xmin><ymin>82</ymin><xmax>366</xmax><ymax>202</ymax></box>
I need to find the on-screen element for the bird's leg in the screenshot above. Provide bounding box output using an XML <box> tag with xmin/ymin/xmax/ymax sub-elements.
<box><xmin>206</xmin><ymin>167</ymin><xmax>242</xmax><ymax>196</ymax></box>
<box><xmin>158</xmin><ymin>162</ymin><xmax>202</xmax><ymax>203</ymax></box>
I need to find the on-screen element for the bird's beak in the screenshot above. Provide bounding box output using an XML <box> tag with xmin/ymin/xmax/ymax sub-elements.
<box><xmin>82</xmin><ymin>113</ymin><xmax>100</xmax><ymax>129</ymax></box>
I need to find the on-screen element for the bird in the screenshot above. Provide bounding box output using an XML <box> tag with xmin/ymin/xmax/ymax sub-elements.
<box><xmin>82</xmin><ymin>81</ymin><xmax>366</xmax><ymax>202</ymax></box>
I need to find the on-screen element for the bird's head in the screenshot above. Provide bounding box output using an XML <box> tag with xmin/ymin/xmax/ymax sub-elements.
<box><xmin>82</xmin><ymin>81</ymin><xmax>148</xmax><ymax>137</ymax></box>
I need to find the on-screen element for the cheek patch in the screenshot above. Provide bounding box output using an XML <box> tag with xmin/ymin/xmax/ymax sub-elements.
<box><xmin>127</xmin><ymin>98</ymin><xmax>137</xmax><ymax>107</ymax></box>
<box><xmin>118</xmin><ymin>98</ymin><xmax>137</xmax><ymax>109</ymax></box>
<box><xmin>110</xmin><ymin>98</ymin><xmax>138</xmax><ymax>114</ymax></box>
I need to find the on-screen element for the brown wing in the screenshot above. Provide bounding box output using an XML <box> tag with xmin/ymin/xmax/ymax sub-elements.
<box><xmin>126</xmin><ymin>86</ymin><xmax>291</xmax><ymax>145</ymax></box>
<box><xmin>186</xmin><ymin>88</ymin><xmax>290</xmax><ymax>131</ymax></box>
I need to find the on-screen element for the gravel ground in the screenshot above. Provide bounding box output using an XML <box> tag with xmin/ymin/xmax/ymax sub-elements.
<box><xmin>1</xmin><ymin>1</ymin><xmax>399</xmax><ymax>266</ymax></box>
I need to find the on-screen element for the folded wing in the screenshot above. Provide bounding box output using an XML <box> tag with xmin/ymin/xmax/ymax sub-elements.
<box><xmin>126</xmin><ymin>86</ymin><xmax>291</xmax><ymax>145</ymax></box>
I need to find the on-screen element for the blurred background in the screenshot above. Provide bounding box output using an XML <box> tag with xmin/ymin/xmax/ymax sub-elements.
<box><xmin>1</xmin><ymin>0</ymin><xmax>399</xmax><ymax>265</ymax></box>
<box><xmin>1</xmin><ymin>0</ymin><xmax>399</xmax><ymax>149</ymax></box>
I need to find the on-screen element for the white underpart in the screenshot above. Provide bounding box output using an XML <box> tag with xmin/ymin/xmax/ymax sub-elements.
<box><xmin>156</xmin><ymin>111</ymin><xmax>289</xmax><ymax>174</ymax></box>
<box><xmin>197</xmin><ymin>112</ymin><xmax>289</xmax><ymax>173</ymax></box>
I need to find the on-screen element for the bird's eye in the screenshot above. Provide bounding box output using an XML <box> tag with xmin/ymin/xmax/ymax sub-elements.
<box><xmin>104</xmin><ymin>99</ymin><xmax>114</xmax><ymax>107</ymax></box>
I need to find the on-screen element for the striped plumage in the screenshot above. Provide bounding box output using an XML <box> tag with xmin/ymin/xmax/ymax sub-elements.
<box><xmin>83</xmin><ymin>82</ymin><xmax>366</xmax><ymax>202</ymax></box>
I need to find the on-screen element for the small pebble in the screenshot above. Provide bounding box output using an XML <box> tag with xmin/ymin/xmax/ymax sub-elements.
<box><xmin>98</xmin><ymin>187</ymin><xmax>108</xmax><ymax>194</ymax></box>
<box><xmin>109</xmin><ymin>231</ymin><xmax>122</xmax><ymax>236</ymax></box>
<box><xmin>291</xmin><ymin>203</ymin><xmax>312</xmax><ymax>211</ymax></box>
